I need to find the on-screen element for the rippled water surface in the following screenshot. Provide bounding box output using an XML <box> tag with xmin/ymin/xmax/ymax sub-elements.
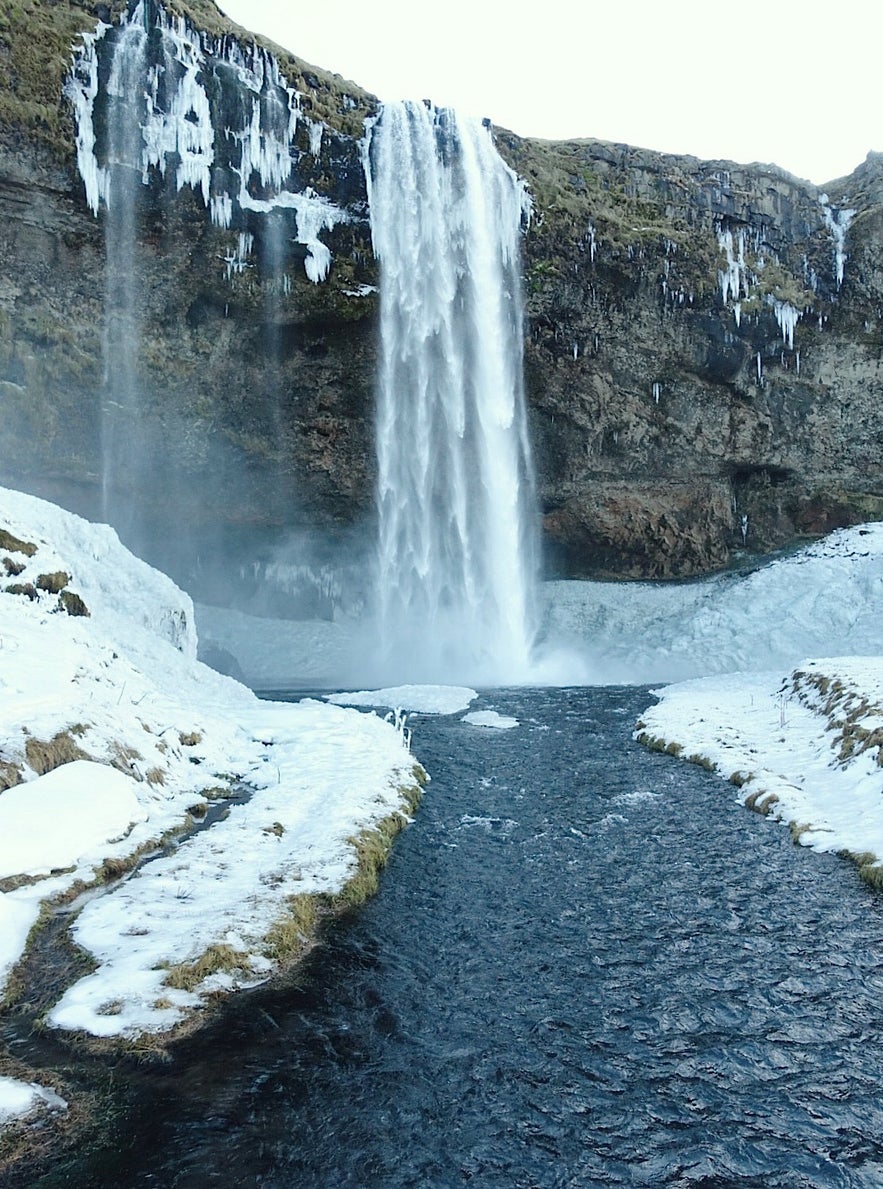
<box><xmin>35</xmin><ymin>687</ymin><xmax>883</xmax><ymax>1187</ymax></box>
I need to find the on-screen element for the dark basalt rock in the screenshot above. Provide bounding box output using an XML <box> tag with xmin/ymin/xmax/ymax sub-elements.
<box><xmin>0</xmin><ymin>0</ymin><xmax>881</xmax><ymax>587</ymax></box>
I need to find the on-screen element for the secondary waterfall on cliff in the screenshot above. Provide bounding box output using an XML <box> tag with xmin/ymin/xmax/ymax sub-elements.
<box><xmin>365</xmin><ymin>101</ymin><xmax>537</xmax><ymax>683</ymax></box>
<box><xmin>101</xmin><ymin>8</ymin><xmax>148</xmax><ymax>536</ymax></box>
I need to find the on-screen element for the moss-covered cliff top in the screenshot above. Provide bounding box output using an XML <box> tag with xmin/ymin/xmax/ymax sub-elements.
<box><xmin>0</xmin><ymin>0</ymin><xmax>377</xmax><ymax>161</ymax></box>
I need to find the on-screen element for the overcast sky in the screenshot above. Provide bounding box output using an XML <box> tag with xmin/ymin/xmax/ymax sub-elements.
<box><xmin>216</xmin><ymin>0</ymin><xmax>880</xmax><ymax>185</ymax></box>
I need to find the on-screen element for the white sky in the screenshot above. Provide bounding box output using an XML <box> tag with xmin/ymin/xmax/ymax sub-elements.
<box><xmin>216</xmin><ymin>0</ymin><xmax>880</xmax><ymax>185</ymax></box>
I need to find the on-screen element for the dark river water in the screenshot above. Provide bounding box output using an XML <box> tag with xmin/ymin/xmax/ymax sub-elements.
<box><xmin>30</xmin><ymin>686</ymin><xmax>883</xmax><ymax>1188</ymax></box>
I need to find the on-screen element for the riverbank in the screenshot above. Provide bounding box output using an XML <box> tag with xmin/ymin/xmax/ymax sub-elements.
<box><xmin>0</xmin><ymin>487</ymin><xmax>423</xmax><ymax>1174</ymax></box>
<box><xmin>637</xmin><ymin>657</ymin><xmax>883</xmax><ymax>885</ymax></box>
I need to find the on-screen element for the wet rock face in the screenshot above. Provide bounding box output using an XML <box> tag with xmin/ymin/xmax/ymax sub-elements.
<box><xmin>501</xmin><ymin>136</ymin><xmax>883</xmax><ymax>577</ymax></box>
<box><xmin>1</xmin><ymin>1</ymin><xmax>882</xmax><ymax>585</ymax></box>
<box><xmin>0</xmin><ymin>2</ymin><xmax>381</xmax><ymax>592</ymax></box>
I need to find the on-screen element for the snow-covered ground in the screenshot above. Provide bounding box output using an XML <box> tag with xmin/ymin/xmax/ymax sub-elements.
<box><xmin>0</xmin><ymin>1077</ymin><xmax>66</xmax><ymax>1128</ymax></box>
<box><xmin>619</xmin><ymin>526</ymin><xmax>883</xmax><ymax>878</ymax></box>
<box><xmin>637</xmin><ymin>656</ymin><xmax>883</xmax><ymax>877</ymax></box>
<box><xmin>544</xmin><ymin>525</ymin><xmax>883</xmax><ymax>683</ymax></box>
<box><xmin>327</xmin><ymin>685</ymin><xmax>478</xmax><ymax>715</ymax></box>
<box><xmin>0</xmin><ymin>486</ymin><xmax>421</xmax><ymax>1116</ymax></box>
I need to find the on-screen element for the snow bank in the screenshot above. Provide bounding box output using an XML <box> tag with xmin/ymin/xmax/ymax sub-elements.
<box><xmin>0</xmin><ymin>487</ymin><xmax>419</xmax><ymax>1042</ymax></box>
<box><xmin>638</xmin><ymin>657</ymin><xmax>883</xmax><ymax>873</ymax></box>
<box><xmin>328</xmin><ymin>685</ymin><xmax>478</xmax><ymax>715</ymax></box>
<box><xmin>545</xmin><ymin>525</ymin><xmax>883</xmax><ymax>683</ymax></box>
<box><xmin>0</xmin><ymin>762</ymin><xmax>145</xmax><ymax>879</ymax></box>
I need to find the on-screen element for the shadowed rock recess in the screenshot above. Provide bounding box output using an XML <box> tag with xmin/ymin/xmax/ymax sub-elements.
<box><xmin>0</xmin><ymin>0</ymin><xmax>881</xmax><ymax>587</ymax></box>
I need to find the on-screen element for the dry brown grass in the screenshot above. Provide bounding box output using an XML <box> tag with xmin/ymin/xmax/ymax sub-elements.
<box><xmin>744</xmin><ymin>789</ymin><xmax>780</xmax><ymax>816</ymax></box>
<box><xmin>161</xmin><ymin>943</ymin><xmax>253</xmax><ymax>992</ymax></box>
<box><xmin>109</xmin><ymin>743</ymin><xmax>142</xmax><ymax>777</ymax></box>
<box><xmin>59</xmin><ymin>590</ymin><xmax>90</xmax><ymax>617</ymax></box>
<box><xmin>35</xmin><ymin>570</ymin><xmax>69</xmax><ymax>594</ymax></box>
<box><xmin>263</xmin><ymin>894</ymin><xmax>320</xmax><ymax>963</ymax></box>
<box><xmin>4</xmin><ymin>582</ymin><xmax>37</xmax><ymax>600</ymax></box>
<box><xmin>24</xmin><ymin>730</ymin><xmax>90</xmax><ymax>775</ymax></box>
<box><xmin>0</xmin><ymin>529</ymin><xmax>36</xmax><ymax>557</ymax></box>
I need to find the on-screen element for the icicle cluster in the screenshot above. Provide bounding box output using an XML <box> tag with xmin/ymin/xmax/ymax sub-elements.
<box><xmin>820</xmin><ymin>196</ymin><xmax>856</xmax><ymax>289</ymax></box>
<box><xmin>767</xmin><ymin>296</ymin><xmax>801</xmax><ymax>349</ymax></box>
<box><xmin>65</xmin><ymin>23</ymin><xmax>112</xmax><ymax>215</ymax></box>
<box><xmin>66</xmin><ymin>3</ymin><xmax>350</xmax><ymax>284</ymax></box>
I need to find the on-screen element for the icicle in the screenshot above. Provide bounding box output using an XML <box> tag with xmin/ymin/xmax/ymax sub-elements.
<box><xmin>652</xmin><ymin>382</ymin><xmax>661</xmax><ymax>404</ymax></box>
<box><xmin>767</xmin><ymin>296</ymin><xmax>800</xmax><ymax>349</ymax></box>
<box><xmin>307</xmin><ymin>120</ymin><xmax>323</xmax><ymax>157</ymax></box>
<box><xmin>820</xmin><ymin>195</ymin><xmax>855</xmax><ymax>288</ymax></box>
<box><xmin>66</xmin><ymin>25</ymin><xmax>112</xmax><ymax>214</ymax></box>
<box><xmin>210</xmin><ymin>194</ymin><xmax>233</xmax><ymax>228</ymax></box>
<box><xmin>224</xmin><ymin>231</ymin><xmax>254</xmax><ymax>280</ymax></box>
<box><xmin>717</xmin><ymin>227</ymin><xmax>746</xmax><ymax>305</ymax></box>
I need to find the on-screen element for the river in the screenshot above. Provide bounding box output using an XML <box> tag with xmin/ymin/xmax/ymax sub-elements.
<box><xmin>31</xmin><ymin>686</ymin><xmax>883</xmax><ymax>1187</ymax></box>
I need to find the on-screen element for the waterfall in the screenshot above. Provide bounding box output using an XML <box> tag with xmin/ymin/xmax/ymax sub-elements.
<box><xmin>101</xmin><ymin>6</ymin><xmax>148</xmax><ymax>537</ymax></box>
<box><xmin>364</xmin><ymin>101</ymin><xmax>538</xmax><ymax>685</ymax></box>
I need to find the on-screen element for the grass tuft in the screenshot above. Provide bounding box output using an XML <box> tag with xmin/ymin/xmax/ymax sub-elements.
<box><xmin>0</xmin><ymin>529</ymin><xmax>36</xmax><ymax>557</ymax></box>
<box><xmin>0</xmin><ymin>759</ymin><xmax>23</xmax><ymax>791</ymax></box>
<box><xmin>59</xmin><ymin>590</ymin><xmax>90</xmax><ymax>617</ymax></box>
<box><xmin>5</xmin><ymin>582</ymin><xmax>37</xmax><ymax>600</ymax></box>
<box><xmin>35</xmin><ymin>571</ymin><xmax>69</xmax><ymax>595</ymax></box>
<box><xmin>24</xmin><ymin>730</ymin><xmax>90</xmax><ymax>775</ymax></box>
<box><xmin>161</xmin><ymin>943</ymin><xmax>253</xmax><ymax>992</ymax></box>
<box><xmin>263</xmin><ymin>894</ymin><xmax>319</xmax><ymax>963</ymax></box>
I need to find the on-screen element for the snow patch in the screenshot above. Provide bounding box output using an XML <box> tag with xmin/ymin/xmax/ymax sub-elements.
<box><xmin>328</xmin><ymin>685</ymin><xmax>478</xmax><ymax>715</ymax></box>
<box><xmin>462</xmin><ymin>710</ymin><xmax>519</xmax><ymax>730</ymax></box>
<box><xmin>0</xmin><ymin>762</ymin><xmax>145</xmax><ymax>880</ymax></box>
<box><xmin>0</xmin><ymin>1078</ymin><xmax>67</xmax><ymax>1126</ymax></box>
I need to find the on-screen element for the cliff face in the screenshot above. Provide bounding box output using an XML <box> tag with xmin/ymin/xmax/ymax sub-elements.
<box><xmin>0</xmin><ymin>0</ymin><xmax>881</xmax><ymax>590</ymax></box>
<box><xmin>500</xmin><ymin>136</ymin><xmax>883</xmax><ymax>577</ymax></box>
<box><xmin>0</xmin><ymin>0</ymin><xmax>382</xmax><ymax>594</ymax></box>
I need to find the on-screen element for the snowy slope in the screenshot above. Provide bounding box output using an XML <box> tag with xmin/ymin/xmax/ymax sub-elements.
<box><xmin>0</xmin><ymin>488</ymin><xmax>420</xmax><ymax>1052</ymax></box>
<box><xmin>544</xmin><ymin>525</ymin><xmax>883</xmax><ymax>683</ymax></box>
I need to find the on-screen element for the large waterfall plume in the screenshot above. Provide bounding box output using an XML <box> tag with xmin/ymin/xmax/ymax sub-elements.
<box><xmin>364</xmin><ymin>101</ymin><xmax>538</xmax><ymax>685</ymax></box>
